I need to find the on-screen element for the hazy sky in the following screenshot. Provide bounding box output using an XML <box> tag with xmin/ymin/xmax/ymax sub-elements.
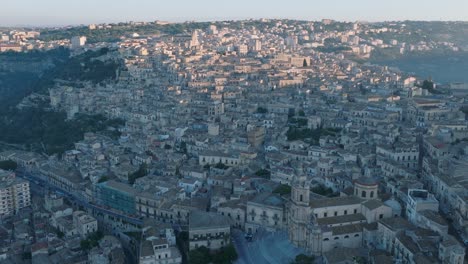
<box><xmin>2</xmin><ymin>0</ymin><xmax>468</xmax><ymax>26</ymax></box>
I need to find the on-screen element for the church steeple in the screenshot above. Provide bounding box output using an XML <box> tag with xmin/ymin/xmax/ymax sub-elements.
<box><xmin>291</xmin><ymin>175</ymin><xmax>310</xmax><ymax>206</ymax></box>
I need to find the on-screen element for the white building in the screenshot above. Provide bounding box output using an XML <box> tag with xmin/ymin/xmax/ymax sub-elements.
<box><xmin>71</xmin><ymin>36</ymin><xmax>87</xmax><ymax>49</ymax></box>
<box><xmin>73</xmin><ymin>210</ymin><xmax>98</xmax><ymax>238</ymax></box>
<box><xmin>0</xmin><ymin>169</ymin><xmax>31</xmax><ymax>218</ymax></box>
<box><xmin>189</xmin><ymin>211</ymin><xmax>230</xmax><ymax>250</ymax></box>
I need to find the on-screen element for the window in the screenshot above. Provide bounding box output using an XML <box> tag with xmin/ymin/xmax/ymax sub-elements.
<box><xmin>344</xmin><ymin>210</ymin><xmax>348</xmax><ymax>215</ymax></box>
<box><xmin>323</xmin><ymin>238</ymin><xmax>329</xmax><ymax>241</ymax></box>
<box><xmin>370</xmin><ymin>191</ymin><xmax>374</xmax><ymax>198</ymax></box>
<box><xmin>324</xmin><ymin>212</ymin><xmax>327</xmax><ymax>217</ymax></box>
<box><xmin>299</xmin><ymin>194</ymin><xmax>303</xmax><ymax>202</ymax></box>
<box><xmin>334</xmin><ymin>211</ymin><xmax>338</xmax><ymax>216</ymax></box>
<box><xmin>361</xmin><ymin>191</ymin><xmax>366</xmax><ymax>198</ymax></box>
<box><xmin>354</xmin><ymin>234</ymin><xmax>360</xmax><ymax>237</ymax></box>
<box><xmin>354</xmin><ymin>209</ymin><xmax>357</xmax><ymax>214</ymax></box>
<box><xmin>334</xmin><ymin>237</ymin><xmax>339</xmax><ymax>240</ymax></box>
<box><xmin>379</xmin><ymin>214</ymin><xmax>384</xmax><ymax>219</ymax></box>
<box><xmin>344</xmin><ymin>235</ymin><xmax>349</xmax><ymax>238</ymax></box>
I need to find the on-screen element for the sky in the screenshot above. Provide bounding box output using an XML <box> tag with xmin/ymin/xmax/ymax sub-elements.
<box><xmin>1</xmin><ymin>0</ymin><xmax>468</xmax><ymax>27</ymax></box>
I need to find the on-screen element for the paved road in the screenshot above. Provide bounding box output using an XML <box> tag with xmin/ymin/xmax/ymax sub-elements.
<box><xmin>232</xmin><ymin>228</ymin><xmax>304</xmax><ymax>264</ymax></box>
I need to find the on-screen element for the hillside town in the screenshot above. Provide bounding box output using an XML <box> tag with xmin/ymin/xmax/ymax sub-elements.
<box><xmin>0</xmin><ymin>19</ymin><xmax>467</xmax><ymax>264</ymax></box>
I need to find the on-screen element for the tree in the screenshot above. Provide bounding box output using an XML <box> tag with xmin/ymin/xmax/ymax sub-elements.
<box><xmin>257</xmin><ymin>107</ymin><xmax>268</xmax><ymax>114</ymax></box>
<box><xmin>22</xmin><ymin>252</ymin><xmax>32</xmax><ymax>260</ymax></box>
<box><xmin>128</xmin><ymin>163</ymin><xmax>148</xmax><ymax>184</ymax></box>
<box><xmin>0</xmin><ymin>160</ymin><xmax>17</xmax><ymax>171</ymax></box>
<box><xmin>98</xmin><ymin>176</ymin><xmax>109</xmax><ymax>183</ymax></box>
<box><xmin>291</xmin><ymin>254</ymin><xmax>315</xmax><ymax>264</ymax></box>
<box><xmin>180</xmin><ymin>141</ymin><xmax>187</xmax><ymax>154</ymax></box>
<box><xmin>255</xmin><ymin>169</ymin><xmax>271</xmax><ymax>179</ymax></box>
<box><xmin>214</xmin><ymin>162</ymin><xmax>229</xmax><ymax>170</ymax></box>
<box><xmin>273</xmin><ymin>184</ymin><xmax>292</xmax><ymax>196</ymax></box>
<box><xmin>80</xmin><ymin>239</ymin><xmax>91</xmax><ymax>251</ymax></box>
<box><xmin>311</xmin><ymin>184</ymin><xmax>336</xmax><ymax>197</ymax></box>
<box><xmin>421</xmin><ymin>80</ymin><xmax>434</xmax><ymax>90</ymax></box>
<box><xmin>56</xmin><ymin>230</ymin><xmax>65</xmax><ymax>239</ymax></box>
<box><xmin>189</xmin><ymin>246</ymin><xmax>211</xmax><ymax>264</ymax></box>
<box><xmin>212</xmin><ymin>244</ymin><xmax>238</xmax><ymax>264</ymax></box>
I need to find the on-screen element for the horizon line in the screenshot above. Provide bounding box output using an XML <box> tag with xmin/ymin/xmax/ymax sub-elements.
<box><xmin>2</xmin><ymin>17</ymin><xmax>468</xmax><ymax>29</ymax></box>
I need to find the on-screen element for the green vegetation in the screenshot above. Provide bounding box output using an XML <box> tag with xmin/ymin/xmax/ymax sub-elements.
<box><xmin>0</xmin><ymin>48</ymin><xmax>70</xmax><ymax>113</ymax></box>
<box><xmin>179</xmin><ymin>141</ymin><xmax>188</xmax><ymax>154</ymax></box>
<box><xmin>289</xmin><ymin>117</ymin><xmax>308</xmax><ymax>127</ymax></box>
<box><xmin>311</xmin><ymin>185</ymin><xmax>337</xmax><ymax>197</ymax></box>
<box><xmin>291</xmin><ymin>254</ymin><xmax>315</xmax><ymax>264</ymax></box>
<box><xmin>214</xmin><ymin>162</ymin><xmax>229</xmax><ymax>170</ymax></box>
<box><xmin>40</xmin><ymin>22</ymin><xmax>215</xmax><ymax>43</ymax></box>
<box><xmin>273</xmin><ymin>184</ymin><xmax>292</xmax><ymax>196</ymax></box>
<box><xmin>460</xmin><ymin>106</ymin><xmax>468</xmax><ymax>119</ymax></box>
<box><xmin>80</xmin><ymin>231</ymin><xmax>104</xmax><ymax>251</ymax></box>
<box><xmin>128</xmin><ymin>163</ymin><xmax>148</xmax><ymax>184</ymax></box>
<box><xmin>255</xmin><ymin>169</ymin><xmax>271</xmax><ymax>179</ymax></box>
<box><xmin>370</xmin><ymin>51</ymin><xmax>468</xmax><ymax>83</ymax></box>
<box><xmin>55</xmin><ymin>229</ymin><xmax>65</xmax><ymax>239</ymax></box>
<box><xmin>417</xmin><ymin>79</ymin><xmax>443</xmax><ymax>94</ymax></box>
<box><xmin>257</xmin><ymin>107</ymin><xmax>268</xmax><ymax>114</ymax></box>
<box><xmin>0</xmin><ymin>109</ymin><xmax>124</xmax><ymax>155</ymax></box>
<box><xmin>22</xmin><ymin>252</ymin><xmax>32</xmax><ymax>260</ymax></box>
<box><xmin>0</xmin><ymin>47</ymin><xmax>124</xmax><ymax>155</ymax></box>
<box><xmin>0</xmin><ymin>160</ymin><xmax>17</xmax><ymax>171</ymax></box>
<box><xmin>188</xmin><ymin>245</ymin><xmax>238</xmax><ymax>264</ymax></box>
<box><xmin>46</xmin><ymin>48</ymin><xmax>120</xmax><ymax>84</ymax></box>
<box><xmin>176</xmin><ymin>231</ymin><xmax>189</xmax><ymax>264</ymax></box>
<box><xmin>286</xmin><ymin>127</ymin><xmax>340</xmax><ymax>144</ymax></box>
<box><xmin>315</xmin><ymin>46</ymin><xmax>351</xmax><ymax>53</ymax></box>
<box><xmin>98</xmin><ymin>176</ymin><xmax>109</xmax><ymax>183</ymax></box>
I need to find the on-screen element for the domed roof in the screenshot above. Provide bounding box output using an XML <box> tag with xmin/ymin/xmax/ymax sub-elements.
<box><xmin>384</xmin><ymin>199</ymin><xmax>402</xmax><ymax>211</ymax></box>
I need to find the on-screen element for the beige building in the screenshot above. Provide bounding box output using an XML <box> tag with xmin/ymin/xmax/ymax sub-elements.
<box><xmin>288</xmin><ymin>176</ymin><xmax>392</xmax><ymax>255</ymax></box>
<box><xmin>139</xmin><ymin>238</ymin><xmax>182</xmax><ymax>264</ymax></box>
<box><xmin>246</xmin><ymin>193</ymin><xmax>285</xmax><ymax>233</ymax></box>
<box><xmin>73</xmin><ymin>210</ymin><xmax>98</xmax><ymax>238</ymax></box>
<box><xmin>0</xmin><ymin>169</ymin><xmax>31</xmax><ymax>218</ymax></box>
<box><xmin>189</xmin><ymin>211</ymin><xmax>230</xmax><ymax>250</ymax></box>
<box><xmin>218</xmin><ymin>200</ymin><xmax>246</xmax><ymax>229</ymax></box>
<box><xmin>247</xmin><ymin>125</ymin><xmax>265</xmax><ymax>147</ymax></box>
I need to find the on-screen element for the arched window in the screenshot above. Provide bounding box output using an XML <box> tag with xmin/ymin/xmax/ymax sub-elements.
<box><xmin>344</xmin><ymin>235</ymin><xmax>349</xmax><ymax>239</ymax></box>
<box><xmin>323</xmin><ymin>238</ymin><xmax>329</xmax><ymax>241</ymax></box>
<box><xmin>370</xmin><ymin>191</ymin><xmax>374</xmax><ymax>198</ymax></box>
<box><xmin>362</xmin><ymin>191</ymin><xmax>366</xmax><ymax>198</ymax></box>
<box><xmin>334</xmin><ymin>237</ymin><xmax>339</xmax><ymax>240</ymax></box>
<box><xmin>354</xmin><ymin>234</ymin><xmax>360</xmax><ymax>237</ymax></box>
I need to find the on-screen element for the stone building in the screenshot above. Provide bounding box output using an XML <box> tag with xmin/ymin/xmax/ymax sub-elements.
<box><xmin>288</xmin><ymin>176</ymin><xmax>392</xmax><ymax>256</ymax></box>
